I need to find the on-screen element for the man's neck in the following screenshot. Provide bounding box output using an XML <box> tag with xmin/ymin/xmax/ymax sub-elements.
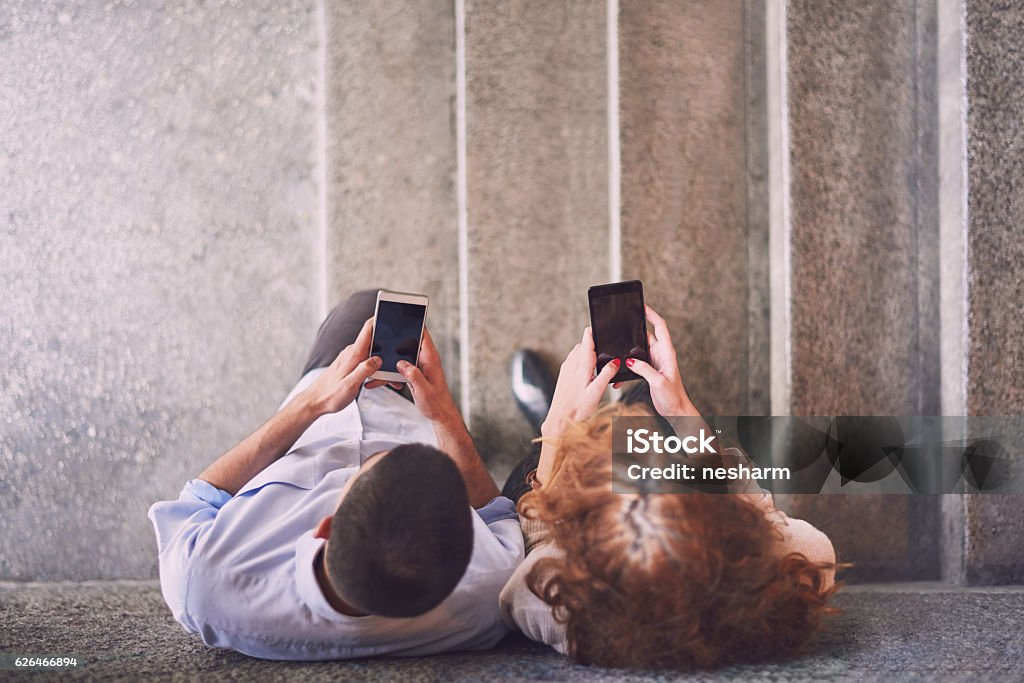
<box><xmin>314</xmin><ymin>546</ymin><xmax>369</xmax><ymax>617</ymax></box>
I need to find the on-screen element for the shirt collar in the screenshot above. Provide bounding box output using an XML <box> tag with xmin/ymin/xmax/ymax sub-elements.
<box><xmin>294</xmin><ymin>530</ymin><xmax>353</xmax><ymax>623</ymax></box>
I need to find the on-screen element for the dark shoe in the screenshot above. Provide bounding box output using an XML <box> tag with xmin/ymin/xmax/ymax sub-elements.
<box><xmin>509</xmin><ymin>349</ymin><xmax>555</xmax><ymax>434</ymax></box>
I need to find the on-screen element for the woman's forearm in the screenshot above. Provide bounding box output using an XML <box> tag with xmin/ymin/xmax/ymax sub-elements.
<box><xmin>535</xmin><ymin>440</ymin><xmax>557</xmax><ymax>487</ymax></box>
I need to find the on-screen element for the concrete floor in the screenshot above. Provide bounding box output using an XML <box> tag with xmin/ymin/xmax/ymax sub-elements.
<box><xmin>1</xmin><ymin>582</ymin><xmax>1022</xmax><ymax>681</ymax></box>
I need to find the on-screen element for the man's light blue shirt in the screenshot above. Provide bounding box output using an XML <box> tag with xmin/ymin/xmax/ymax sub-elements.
<box><xmin>148</xmin><ymin>371</ymin><xmax>524</xmax><ymax>661</ymax></box>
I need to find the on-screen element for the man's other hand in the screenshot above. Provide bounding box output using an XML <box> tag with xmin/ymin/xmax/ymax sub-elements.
<box><xmin>398</xmin><ymin>328</ymin><xmax>499</xmax><ymax>506</ymax></box>
<box><xmin>397</xmin><ymin>328</ymin><xmax>460</xmax><ymax>427</ymax></box>
<box><xmin>303</xmin><ymin>317</ymin><xmax>382</xmax><ymax>416</ymax></box>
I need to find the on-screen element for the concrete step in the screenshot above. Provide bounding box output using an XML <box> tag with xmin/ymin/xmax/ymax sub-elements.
<box><xmin>2</xmin><ymin>581</ymin><xmax>1021</xmax><ymax>681</ymax></box>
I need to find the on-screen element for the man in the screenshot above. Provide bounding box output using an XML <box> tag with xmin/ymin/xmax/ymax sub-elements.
<box><xmin>148</xmin><ymin>290</ymin><xmax>524</xmax><ymax>660</ymax></box>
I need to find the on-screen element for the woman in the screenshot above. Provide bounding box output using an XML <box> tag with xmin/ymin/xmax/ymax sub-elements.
<box><xmin>499</xmin><ymin>306</ymin><xmax>840</xmax><ymax>669</ymax></box>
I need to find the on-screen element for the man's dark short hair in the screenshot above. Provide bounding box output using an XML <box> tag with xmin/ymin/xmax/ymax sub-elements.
<box><xmin>326</xmin><ymin>443</ymin><xmax>474</xmax><ymax>618</ymax></box>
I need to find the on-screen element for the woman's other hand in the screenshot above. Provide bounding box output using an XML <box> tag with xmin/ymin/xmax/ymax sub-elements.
<box><xmin>623</xmin><ymin>305</ymin><xmax>699</xmax><ymax>418</ymax></box>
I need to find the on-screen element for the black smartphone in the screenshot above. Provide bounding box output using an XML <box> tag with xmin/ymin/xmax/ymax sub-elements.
<box><xmin>588</xmin><ymin>280</ymin><xmax>650</xmax><ymax>383</ymax></box>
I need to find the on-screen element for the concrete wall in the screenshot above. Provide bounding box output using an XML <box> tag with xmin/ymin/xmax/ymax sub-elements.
<box><xmin>0</xmin><ymin>1</ymin><xmax>320</xmax><ymax>580</ymax></box>
<box><xmin>2</xmin><ymin>1</ymin><xmax>1023</xmax><ymax>584</ymax></box>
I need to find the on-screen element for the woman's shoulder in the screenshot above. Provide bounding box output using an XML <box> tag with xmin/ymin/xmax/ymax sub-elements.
<box><xmin>499</xmin><ymin>541</ymin><xmax>569</xmax><ymax>654</ymax></box>
<box><xmin>500</xmin><ymin>541</ymin><xmax>564</xmax><ymax>607</ymax></box>
<box><xmin>767</xmin><ymin>508</ymin><xmax>837</xmax><ymax>588</ymax></box>
<box><xmin>519</xmin><ymin>516</ymin><xmax>554</xmax><ymax>554</ymax></box>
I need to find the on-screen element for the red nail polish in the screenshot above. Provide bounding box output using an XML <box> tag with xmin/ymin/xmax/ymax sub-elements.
<box><xmin>611</xmin><ymin>358</ymin><xmax>621</xmax><ymax>368</ymax></box>
<box><xmin>625</xmin><ymin>358</ymin><xmax>635</xmax><ymax>367</ymax></box>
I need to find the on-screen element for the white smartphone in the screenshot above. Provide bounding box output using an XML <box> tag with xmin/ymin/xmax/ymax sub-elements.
<box><xmin>369</xmin><ymin>290</ymin><xmax>429</xmax><ymax>383</ymax></box>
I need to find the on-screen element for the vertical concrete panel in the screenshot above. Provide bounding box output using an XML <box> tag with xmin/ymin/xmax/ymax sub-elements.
<box><xmin>0</xmin><ymin>2</ymin><xmax>319</xmax><ymax>579</ymax></box>
<box><xmin>619</xmin><ymin>0</ymin><xmax>760</xmax><ymax>416</ymax></box>
<box><xmin>964</xmin><ymin>0</ymin><xmax>1024</xmax><ymax>584</ymax></box>
<box><xmin>784</xmin><ymin>0</ymin><xmax>939</xmax><ymax>580</ymax></box>
<box><xmin>325</xmin><ymin>2</ymin><xmax>459</xmax><ymax>382</ymax></box>
<box><xmin>464</xmin><ymin>0</ymin><xmax>607</xmax><ymax>478</ymax></box>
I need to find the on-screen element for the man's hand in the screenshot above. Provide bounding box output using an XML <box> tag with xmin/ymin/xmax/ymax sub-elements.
<box><xmin>620</xmin><ymin>305</ymin><xmax>699</xmax><ymax>418</ymax></box>
<box><xmin>396</xmin><ymin>328</ymin><xmax>499</xmax><ymax>507</ymax></box>
<box><xmin>198</xmin><ymin>318</ymin><xmax>380</xmax><ymax>496</ymax></box>
<box><xmin>396</xmin><ymin>328</ymin><xmax>460</xmax><ymax>427</ymax></box>
<box><xmin>541</xmin><ymin>327</ymin><xmax>619</xmax><ymax>439</ymax></box>
<box><xmin>302</xmin><ymin>317</ymin><xmax>383</xmax><ymax>417</ymax></box>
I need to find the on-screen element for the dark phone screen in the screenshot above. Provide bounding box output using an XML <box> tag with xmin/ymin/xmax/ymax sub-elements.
<box><xmin>372</xmin><ymin>300</ymin><xmax>426</xmax><ymax>372</ymax></box>
<box><xmin>590</xmin><ymin>287</ymin><xmax>649</xmax><ymax>378</ymax></box>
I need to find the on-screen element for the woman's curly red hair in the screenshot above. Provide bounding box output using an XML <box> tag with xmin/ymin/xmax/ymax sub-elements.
<box><xmin>519</xmin><ymin>404</ymin><xmax>841</xmax><ymax>669</ymax></box>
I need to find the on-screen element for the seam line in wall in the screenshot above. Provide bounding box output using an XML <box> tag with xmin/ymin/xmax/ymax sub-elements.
<box><xmin>607</xmin><ymin>0</ymin><xmax>621</xmax><ymax>283</ymax></box>
<box><xmin>314</xmin><ymin>0</ymin><xmax>329</xmax><ymax>322</ymax></box>
<box><xmin>767</xmin><ymin>0</ymin><xmax>792</xmax><ymax>415</ymax></box>
<box><xmin>957</xmin><ymin>0</ymin><xmax>970</xmax><ymax>416</ymax></box>
<box><xmin>938</xmin><ymin>0</ymin><xmax>969</xmax><ymax>419</ymax></box>
<box><xmin>455</xmin><ymin>0</ymin><xmax>471</xmax><ymax>422</ymax></box>
<box><xmin>936</xmin><ymin>0</ymin><xmax>969</xmax><ymax>582</ymax></box>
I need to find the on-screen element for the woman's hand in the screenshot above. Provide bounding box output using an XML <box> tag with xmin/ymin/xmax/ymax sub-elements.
<box><xmin>302</xmin><ymin>317</ymin><xmax>383</xmax><ymax>416</ymax></box>
<box><xmin>623</xmin><ymin>305</ymin><xmax>699</xmax><ymax>417</ymax></box>
<box><xmin>541</xmin><ymin>327</ymin><xmax>620</xmax><ymax>439</ymax></box>
<box><xmin>535</xmin><ymin>327</ymin><xmax>619</xmax><ymax>486</ymax></box>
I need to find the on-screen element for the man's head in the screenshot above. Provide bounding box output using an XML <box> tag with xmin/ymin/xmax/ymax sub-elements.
<box><xmin>317</xmin><ymin>443</ymin><xmax>473</xmax><ymax>618</ymax></box>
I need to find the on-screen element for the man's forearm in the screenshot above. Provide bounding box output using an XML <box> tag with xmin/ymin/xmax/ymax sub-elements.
<box><xmin>433</xmin><ymin>418</ymin><xmax>500</xmax><ymax>508</ymax></box>
<box><xmin>199</xmin><ymin>392</ymin><xmax>321</xmax><ymax>495</ymax></box>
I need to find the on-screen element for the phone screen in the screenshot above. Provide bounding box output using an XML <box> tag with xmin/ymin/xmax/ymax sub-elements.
<box><xmin>589</xmin><ymin>282</ymin><xmax>650</xmax><ymax>382</ymax></box>
<box><xmin>372</xmin><ymin>300</ymin><xmax>426</xmax><ymax>372</ymax></box>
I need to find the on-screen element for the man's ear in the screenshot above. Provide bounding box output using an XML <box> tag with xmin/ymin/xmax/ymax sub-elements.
<box><xmin>313</xmin><ymin>515</ymin><xmax>332</xmax><ymax>540</ymax></box>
